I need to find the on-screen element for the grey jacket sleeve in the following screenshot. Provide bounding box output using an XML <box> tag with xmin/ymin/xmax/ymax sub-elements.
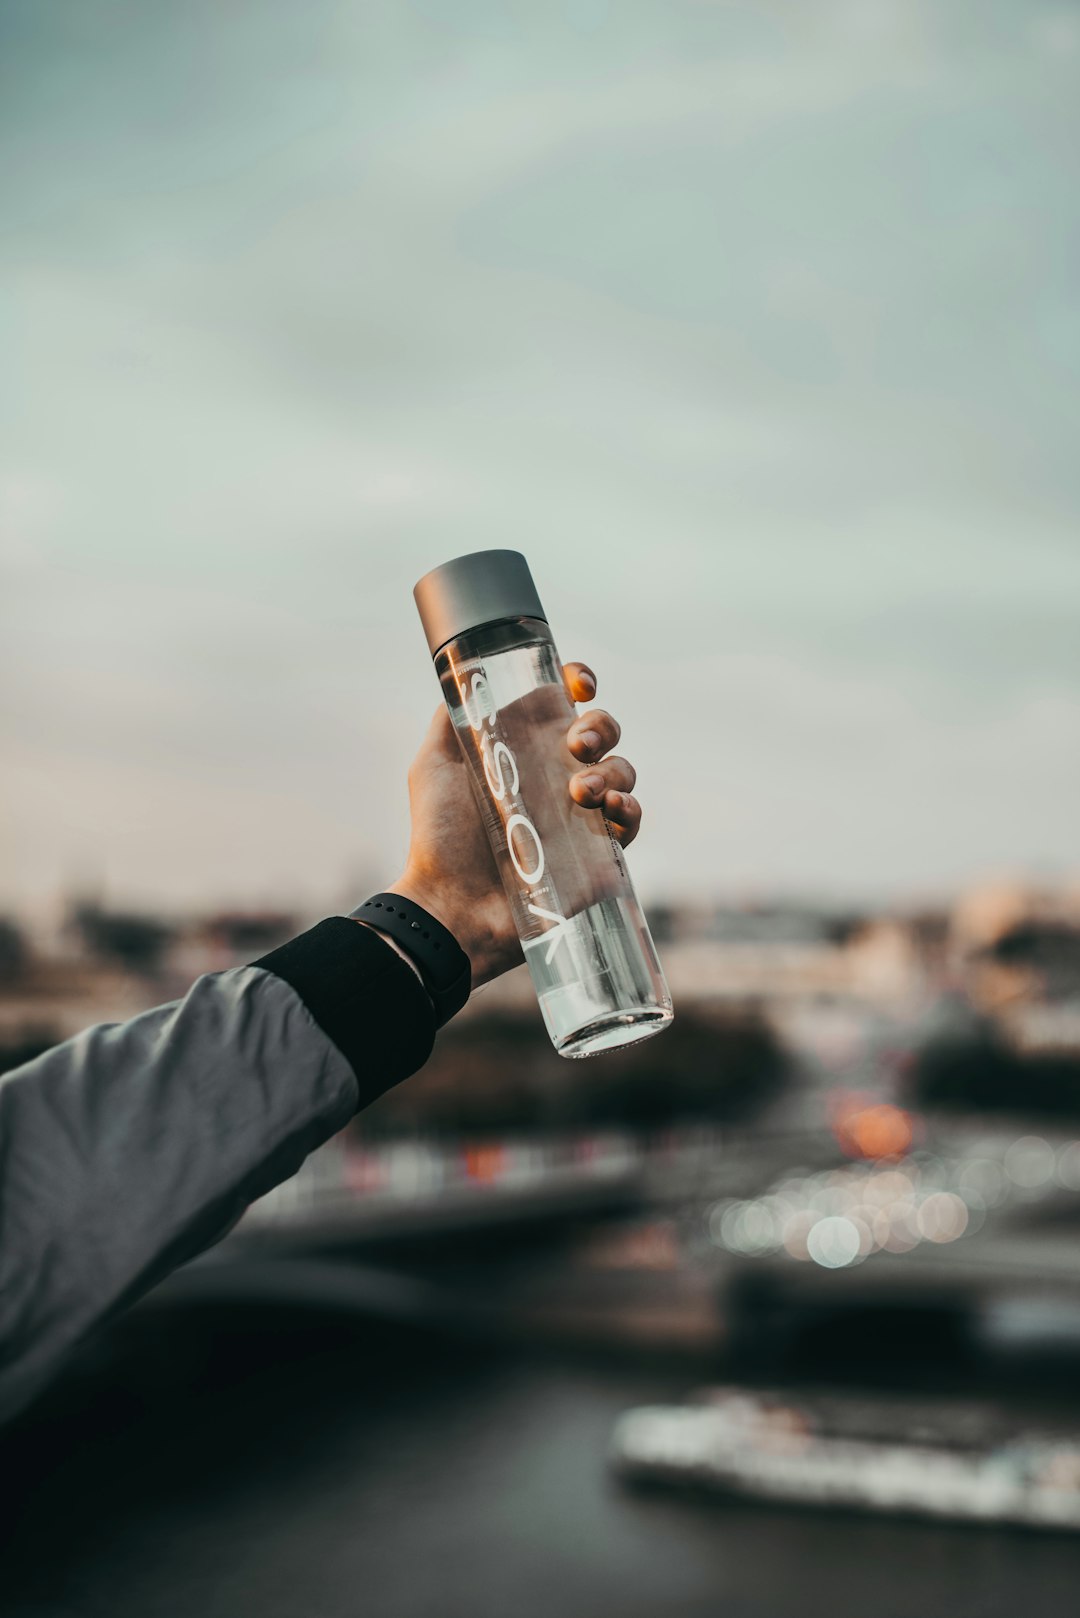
<box><xmin>0</xmin><ymin>917</ymin><xmax>440</xmax><ymax>1424</ymax></box>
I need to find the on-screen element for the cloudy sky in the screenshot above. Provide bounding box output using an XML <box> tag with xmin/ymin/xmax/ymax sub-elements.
<box><xmin>2</xmin><ymin>0</ymin><xmax>1078</xmax><ymax>918</ymax></box>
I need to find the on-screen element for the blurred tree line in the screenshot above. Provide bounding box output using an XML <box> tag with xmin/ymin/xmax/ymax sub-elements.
<box><xmin>360</xmin><ymin>1006</ymin><xmax>787</xmax><ymax>1139</ymax></box>
<box><xmin>912</xmin><ymin>1025</ymin><xmax>1080</xmax><ymax>1118</ymax></box>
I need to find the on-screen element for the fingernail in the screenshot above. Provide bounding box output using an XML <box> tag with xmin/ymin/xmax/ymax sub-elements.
<box><xmin>580</xmin><ymin>729</ymin><xmax>601</xmax><ymax>754</ymax></box>
<box><xmin>583</xmin><ymin>772</ymin><xmax>605</xmax><ymax>794</ymax></box>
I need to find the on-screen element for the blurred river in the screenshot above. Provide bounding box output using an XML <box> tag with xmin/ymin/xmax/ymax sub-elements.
<box><xmin>6</xmin><ymin>1302</ymin><xmax>1080</xmax><ymax>1618</ymax></box>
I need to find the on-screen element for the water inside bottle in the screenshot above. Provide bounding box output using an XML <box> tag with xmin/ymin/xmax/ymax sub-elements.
<box><xmin>521</xmin><ymin>892</ymin><xmax>674</xmax><ymax>1058</ymax></box>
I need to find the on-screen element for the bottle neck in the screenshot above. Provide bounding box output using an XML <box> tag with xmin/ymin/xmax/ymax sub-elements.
<box><xmin>434</xmin><ymin>615</ymin><xmax>553</xmax><ymax>673</ymax></box>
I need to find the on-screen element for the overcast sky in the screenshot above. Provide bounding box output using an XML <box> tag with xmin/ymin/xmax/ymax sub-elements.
<box><xmin>2</xmin><ymin>0</ymin><xmax>1078</xmax><ymax>918</ymax></box>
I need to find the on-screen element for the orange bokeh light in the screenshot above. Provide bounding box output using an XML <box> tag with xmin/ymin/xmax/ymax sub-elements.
<box><xmin>829</xmin><ymin>1092</ymin><xmax>915</xmax><ymax>1160</ymax></box>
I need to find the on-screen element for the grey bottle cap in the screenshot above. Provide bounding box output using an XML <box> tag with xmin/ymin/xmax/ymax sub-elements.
<box><xmin>413</xmin><ymin>549</ymin><xmax>548</xmax><ymax>658</ymax></box>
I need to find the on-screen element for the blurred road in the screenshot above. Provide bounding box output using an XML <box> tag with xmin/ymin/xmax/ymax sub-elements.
<box><xmin>6</xmin><ymin>1302</ymin><xmax>1080</xmax><ymax>1618</ymax></box>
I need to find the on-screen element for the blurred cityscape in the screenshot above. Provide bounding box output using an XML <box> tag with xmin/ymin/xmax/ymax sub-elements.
<box><xmin>10</xmin><ymin>792</ymin><xmax>1075</xmax><ymax>1559</ymax></box>
<box><xmin>6</xmin><ymin>875</ymin><xmax>1080</xmax><ymax>1362</ymax></box>
<box><xmin>12</xmin><ymin>873</ymin><xmax>1080</xmax><ymax>1612</ymax></box>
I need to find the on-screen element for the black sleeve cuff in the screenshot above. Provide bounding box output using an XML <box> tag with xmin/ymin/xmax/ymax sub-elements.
<box><xmin>251</xmin><ymin>917</ymin><xmax>437</xmax><ymax>1110</ymax></box>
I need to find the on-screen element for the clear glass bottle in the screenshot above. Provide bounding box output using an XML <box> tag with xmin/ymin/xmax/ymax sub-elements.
<box><xmin>415</xmin><ymin>551</ymin><xmax>673</xmax><ymax>1059</ymax></box>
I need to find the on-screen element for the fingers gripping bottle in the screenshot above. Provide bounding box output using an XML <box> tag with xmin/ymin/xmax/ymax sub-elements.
<box><xmin>414</xmin><ymin>550</ymin><xmax>674</xmax><ymax>1059</ymax></box>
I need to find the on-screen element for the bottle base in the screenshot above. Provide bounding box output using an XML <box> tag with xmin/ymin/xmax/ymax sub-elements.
<box><xmin>554</xmin><ymin>1006</ymin><xmax>674</xmax><ymax>1060</ymax></box>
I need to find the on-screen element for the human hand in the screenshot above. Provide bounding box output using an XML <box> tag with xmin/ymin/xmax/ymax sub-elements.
<box><xmin>380</xmin><ymin>663</ymin><xmax>641</xmax><ymax>988</ymax></box>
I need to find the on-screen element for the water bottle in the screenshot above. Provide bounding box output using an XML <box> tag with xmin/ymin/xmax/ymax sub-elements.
<box><xmin>414</xmin><ymin>549</ymin><xmax>674</xmax><ymax>1059</ymax></box>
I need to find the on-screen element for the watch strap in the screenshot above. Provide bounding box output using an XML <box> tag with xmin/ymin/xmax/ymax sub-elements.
<box><xmin>350</xmin><ymin>893</ymin><xmax>471</xmax><ymax>1028</ymax></box>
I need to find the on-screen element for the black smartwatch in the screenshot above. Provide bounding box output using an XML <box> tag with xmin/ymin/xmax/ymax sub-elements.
<box><xmin>350</xmin><ymin>893</ymin><xmax>471</xmax><ymax>1029</ymax></box>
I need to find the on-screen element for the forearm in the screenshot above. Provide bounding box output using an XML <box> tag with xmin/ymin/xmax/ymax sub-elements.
<box><xmin>0</xmin><ymin>919</ymin><xmax>437</xmax><ymax>1423</ymax></box>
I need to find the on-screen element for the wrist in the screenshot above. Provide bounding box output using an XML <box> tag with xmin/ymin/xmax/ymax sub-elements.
<box><xmin>350</xmin><ymin>884</ymin><xmax>473</xmax><ymax>1026</ymax></box>
<box><xmin>385</xmin><ymin>875</ymin><xmax>504</xmax><ymax>990</ymax></box>
<box><xmin>353</xmin><ymin>923</ymin><xmax>429</xmax><ymax>995</ymax></box>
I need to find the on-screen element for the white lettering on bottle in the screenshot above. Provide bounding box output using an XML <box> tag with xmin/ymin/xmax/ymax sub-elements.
<box><xmin>455</xmin><ymin>663</ymin><xmax>569</xmax><ymax>955</ymax></box>
<box><xmin>526</xmin><ymin>902</ymin><xmax>573</xmax><ymax>965</ymax></box>
<box><xmin>506</xmin><ymin>813</ymin><xmax>544</xmax><ymax>884</ymax></box>
<box><xmin>462</xmin><ymin>671</ymin><xmax>493</xmax><ymax>732</ymax></box>
<box><xmin>483</xmin><ymin>738</ymin><xmax>519</xmax><ymax>802</ymax></box>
